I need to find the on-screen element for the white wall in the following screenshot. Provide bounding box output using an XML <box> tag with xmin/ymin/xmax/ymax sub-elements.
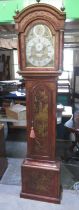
<box><xmin>23</xmin><ymin>0</ymin><xmax>63</xmax><ymax>10</ymax></box>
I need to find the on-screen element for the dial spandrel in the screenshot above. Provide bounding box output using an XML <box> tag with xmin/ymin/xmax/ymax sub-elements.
<box><xmin>26</xmin><ymin>24</ymin><xmax>55</xmax><ymax>67</ymax></box>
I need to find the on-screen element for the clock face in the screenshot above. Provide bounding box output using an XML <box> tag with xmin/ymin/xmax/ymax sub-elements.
<box><xmin>26</xmin><ymin>24</ymin><xmax>55</xmax><ymax>67</ymax></box>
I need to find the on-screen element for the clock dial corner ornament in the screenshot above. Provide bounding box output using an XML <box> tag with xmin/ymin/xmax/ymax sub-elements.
<box><xmin>26</xmin><ymin>24</ymin><xmax>54</xmax><ymax>67</ymax></box>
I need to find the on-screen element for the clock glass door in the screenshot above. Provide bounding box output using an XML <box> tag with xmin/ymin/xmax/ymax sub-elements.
<box><xmin>26</xmin><ymin>24</ymin><xmax>55</xmax><ymax>67</ymax></box>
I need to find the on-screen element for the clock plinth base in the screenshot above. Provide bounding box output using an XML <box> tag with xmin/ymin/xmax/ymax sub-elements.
<box><xmin>20</xmin><ymin>159</ymin><xmax>61</xmax><ymax>204</ymax></box>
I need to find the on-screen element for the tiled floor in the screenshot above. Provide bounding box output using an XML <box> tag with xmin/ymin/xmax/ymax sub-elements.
<box><xmin>0</xmin><ymin>184</ymin><xmax>79</xmax><ymax>210</ymax></box>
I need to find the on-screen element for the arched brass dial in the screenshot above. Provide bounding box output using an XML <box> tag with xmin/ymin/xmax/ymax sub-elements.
<box><xmin>26</xmin><ymin>24</ymin><xmax>54</xmax><ymax>67</ymax></box>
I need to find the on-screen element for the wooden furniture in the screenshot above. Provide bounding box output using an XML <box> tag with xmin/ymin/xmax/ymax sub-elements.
<box><xmin>58</xmin><ymin>71</ymin><xmax>70</xmax><ymax>95</ymax></box>
<box><xmin>72</xmin><ymin>66</ymin><xmax>79</xmax><ymax>116</ymax></box>
<box><xmin>57</xmin><ymin>71</ymin><xmax>71</xmax><ymax>106</ymax></box>
<box><xmin>64</xmin><ymin>66</ymin><xmax>79</xmax><ymax>161</ymax></box>
<box><xmin>0</xmin><ymin>124</ymin><xmax>8</xmax><ymax>178</ymax></box>
<box><xmin>0</xmin><ymin>54</ymin><xmax>10</xmax><ymax>81</ymax></box>
<box><xmin>64</xmin><ymin>117</ymin><xmax>79</xmax><ymax>161</ymax></box>
<box><xmin>14</xmin><ymin>2</ymin><xmax>65</xmax><ymax>203</ymax></box>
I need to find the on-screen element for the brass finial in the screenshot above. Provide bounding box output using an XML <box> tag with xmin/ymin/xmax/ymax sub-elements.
<box><xmin>15</xmin><ymin>4</ymin><xmax>19</xmax><ymax>15</ymax></box>
<box><xmin>60</xmin><ymin>0</ymin><xmax>65</xmax><ymax>11</ymax></box>
<box><xmin>60</xmin><ymin>5</ymin><xmax>65</xmax><ymax>12</ymax></box>
<box><xmin>36</xmin><ymin>0</ymin><xmax>41</xmax><ymax>3</ymax></box>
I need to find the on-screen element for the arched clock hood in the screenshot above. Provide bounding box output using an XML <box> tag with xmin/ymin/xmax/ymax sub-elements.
<box><xmin>14</xmin><ymin>3</ymin><xmax>66</xmax><ymax>74</ymax></box>
<box><xmin>14</xmin><ymin>3</ymin><xmax>66</xmax><ymax>33</ymax></box>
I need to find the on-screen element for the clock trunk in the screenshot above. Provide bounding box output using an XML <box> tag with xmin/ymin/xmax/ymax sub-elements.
<box><xmin>26</xmin><ymin>79</ymin><xmax>56</xmax><ymax>161</ymax></box>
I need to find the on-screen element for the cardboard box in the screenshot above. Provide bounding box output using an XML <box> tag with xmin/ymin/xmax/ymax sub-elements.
<box><xmin>6</xmin><ymin>104</ymin><xmax>26</xmax><ymax>120</ymax></box>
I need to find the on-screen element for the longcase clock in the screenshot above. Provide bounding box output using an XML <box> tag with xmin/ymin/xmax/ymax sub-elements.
<box><xmin>14</xmin><ymin>3</ymin><xmax>65</xmax><ymax>203</ymax></box>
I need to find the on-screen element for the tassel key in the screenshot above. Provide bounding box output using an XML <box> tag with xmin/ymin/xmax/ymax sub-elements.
<box><xmin>30</xmin><ymin>126</ymin><xmax>35</xmax><ymax>139</ymax></box>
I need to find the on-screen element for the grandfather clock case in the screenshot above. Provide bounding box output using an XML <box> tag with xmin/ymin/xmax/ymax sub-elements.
<box><xmin>14</xmin><ymin>3</ymin><xmax>65</xmax><ymax>203</ymax></box>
